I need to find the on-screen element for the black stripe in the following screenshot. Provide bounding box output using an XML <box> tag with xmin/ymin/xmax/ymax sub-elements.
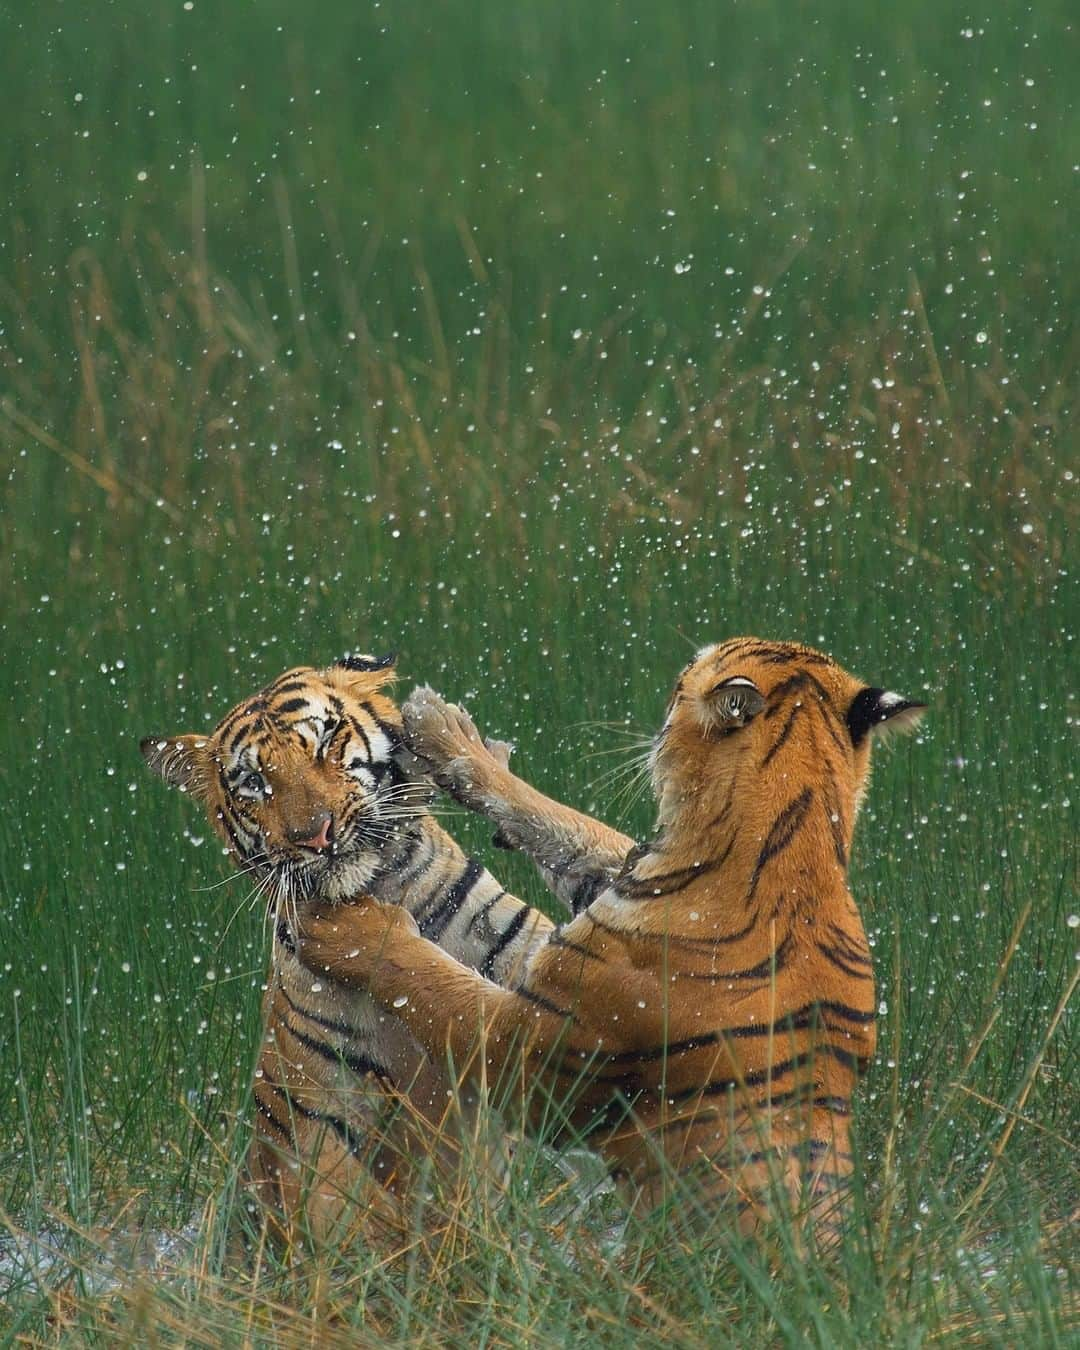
<box><xmin>679</xmin><ymin>930</ymin><xmax>794</xmax><ymax>982</ymax></box>
<box><xmin>464</xmin><ymin>890</ymin><xmax>506</xmax><ymax>938</ymax></box>
<box><xmin>268</xmin><ymin>1083</ymin><xmax>370</xmax><ymax>1158</ymax></box>
<box><xmin>416</xmin><ymin>858</ymin><xmax>485</xmax><ymax>940</ymax></box>
<box><xmin>275</xmin><ymin>696</ymin><xmax>310</xmax><ymax>715</ymax></box>
<box><xmin>818</xmin><ymin>999</ymin><xmax>875</xmax><ymax>1025</ymax></box>
<box><xmin>346</xmin><ymin>715</ymin><xmax>373</xmax><ymax>761</ymax></box>
<box><xmin>743</xmin><ymin>1083</ymin><xmax>841</xmax><ymax>1115</ymax></box>
<box><xmin>817</xmin><ymin>944</ymin><xmax>874</xmax><ymax>980</ymax></box>
<box><xmin>741</xmin><ymin>1144</ymin><xmax>788</xmax><ymax>1166</ymax></box>
<box><xmin>587</xmin><ymin>911</ymin><xmax>757</xmax><ymax>949</ymax></box>
<box><xmin>764</xmin><ymin>671</ymin><xmax>811</xmax><ymax>714</ymax></box>
<box><xmin>813</xmin><ymin>702</ymin><xmax>850</xmax><ymax>756</ymax></box>
<box><xmin>396</xmin><ymin>832</ymin><xmax>437</xmax><ymax>889</ymax></box>
<box><xmin>807</xmin><ymin>1094</ymin><xmax>851</xmax><ymax>1116</ymax></box>
<box><xmin>227</xmin><ymin>719</ymin><xmax>261</xmax><ymax>755</ymax></box>
<box><xmin>356</xmin><ymin>700</ymin><xmax>403</xmax><ymax>747</ymax></box>
<box><xmin>588</xmin><ymin>1000</ymin><xmax>876</xmax><ymax>1069</ymax></box>
<box><xmin>578</xmin><ymin>1092</ymin><xmax>638</xmax><ymax>1139</ymax></box>
<box><xmin>480</xmin><ymin>907</ymin><xmax>531</xmax><ymax>978</ymax></box>
<box><xmin>515</xmin><ymin>985</ymin><xmax>576</xmax><ymax>1022</ymax></box>
<box><xmin>816</xmin><ymin>1042</ymin><xmax>866</xmax><ymax>1073</ymax></box>
<box><xmin>719</xmin><ymin>1005</ymin><xmax>814</xmax><ymax>1040</ymax></box>
<box><xmin>550</xmin><ymin>928</ymin><xmax>604</xmax><ymax>961</ymax></box>
<box><xmin>661</xmin><ymin>1088</ymin><xmax>853</xmax><ymax>1135</ymax></box>
<box><xmin>278</xmin><ymin>1015</ymin><xmax>391</xmax><ymax>1082</ymax></box>
<box><xmin>214</xmin><ymin>696</ymin><xmax>268</xmax><ymax>749</ymax></box>
<box><xmin>615</xmin><ymin>862</ymin><xmax>714</xmax><ymax>899</ymax></box>
<box><xmin>603</xmin><ymin>1030</ymin><xmax>724</xmax><ymax>1065</ymax></box>
<box><xmin>279</xmin><ymin>985</ymin><xmax>358</xmax><ymax>1039</ymax></box>
<box><xmin>765</xmin><ymin>671</ymin><xmax>846</xmax><ymax>753</ymax></box>
<box><xmin>724</xmin><ymin>643</ymin><xmax>791</xmax><ymax>663</ymax></box>
<box><xmin>264</xmin><ymin>679</ymin><xmax>310</xmax><ymax>698</ymax></box>
<box><xmin>760</xmin><ymin>702</ymin><xmax>805</xmax><ymax>768</ymax></box>
<box><xmin>710</xmin><ymin>638</ymin><xmax>754</xmax><ymax>662</ymax></box>
<box><xmin>822</xmin><ymin>781</ymin><xmax>848</xmax><ymax>868</ymax></box>
<box><xmin>587</xmin><ymin>1000</ymin><xmax>857</xmax><ymax>1074</ymax></box>
<box><xmin>253</xmin><ymin>1084</ymin><xmax>295</xmax><ymax>1144</ymax></box>
<box><xmin>384</xmin><ymin>828</ymin><xmax>423</xmax><ymax>877</ymax></box>
<box><xmin>218</xmin><ymin>798</ymin><xmax>253</xmax><ymax>859</ymax></box>
<box><xmin>672</xmin><ymin>1050</ymin><xmax>815</xmax><ymax>1103</ymax></box>
<box><xmin>746</xmin><ymin>788</ymin><xmax>814</xmax><ymax>901</ymax></box>
<box><xmin>739</xmin><ymin>1140</ymin><xmax>850</xmax><ymax>1169</ymax></box>
<box><xmin>614</xmin><ymin>849</ymin><xmax>729</xmax><ymax>900</ymax></box>
<box><xmin>825</xmin><ymin>922</ymin><xmax>873</xmax><ymax>965</ymax></box>
<box><xmin>278</xmin><ymin>988</ymin><xmax>393</xmax><ymax>1079</ymax></box>
<box><xmin>730</xmin><ymin>644</ymin><xmax>809</xmax><ymax>666</ymax></box>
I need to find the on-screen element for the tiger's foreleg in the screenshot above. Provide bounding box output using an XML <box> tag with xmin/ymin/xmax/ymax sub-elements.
<box><xmin>401</xmin><ymin>687</ymin><xmax>635</xmax><ymax>914</ymax></box>
<box><xmin>294</xmin><ymin>898</ymin><xmax>648</xmax><ymax>1133</ymax></box>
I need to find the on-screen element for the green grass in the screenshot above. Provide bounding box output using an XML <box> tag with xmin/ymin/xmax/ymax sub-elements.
<box><xmin>1</xmin><ymin>0</ymin><xmax>1077</xmax><ymax>1342</ymax></box>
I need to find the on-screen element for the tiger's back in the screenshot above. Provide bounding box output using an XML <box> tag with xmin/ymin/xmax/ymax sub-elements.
<box><xmin>555</xmin><ymin>638</ymin><xmax>898</xmax><ymax>1219</ymax></box>
<box><xmin>301</xmin><ymin>637</ymin><xmax>927</xmax><ymax>1242</ymax></box>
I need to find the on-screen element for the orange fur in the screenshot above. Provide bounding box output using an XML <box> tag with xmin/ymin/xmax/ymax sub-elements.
<box><xmin>141</xmin><ymin>657</ymin><xmax>554</xmax><ymax>1252</ymax></box>
<box><xmin>295</xmin><ymin>638</ymin><xmax>927</xmax><ymax>1243</ymax></box>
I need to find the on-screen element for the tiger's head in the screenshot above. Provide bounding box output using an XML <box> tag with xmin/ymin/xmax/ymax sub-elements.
<box><xmin>650</xmin><ymin>637</ymin><xmax>927</xmax><ymax>853</ymax></box>
<box><xmin>141</xmin><ymin>653</ymin><xmax>427</xmax><ymax>907</ymax></box>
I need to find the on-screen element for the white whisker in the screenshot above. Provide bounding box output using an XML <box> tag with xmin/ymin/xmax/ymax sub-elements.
<box><xmin>219</xmin><ymin>868</ymin><xmax>274</xmax><ymax>946</ymax></box>
<box><xmin>192</xmin><ymin>855</ymin><xmax>269</xmax><ymax>893</ymax></box>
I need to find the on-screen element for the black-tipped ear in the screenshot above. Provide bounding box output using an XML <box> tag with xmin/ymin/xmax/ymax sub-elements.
<box><xmin>846</xmin><ymin>688</ymin><xmax>928</xmax><ymax>746</ymax></box>
<box><xmin>335</xmin><ymin>652</ymin><xmax>397</xmax><ymax>672</ymax></box>
<box><xmin>140</xmin><ymin>734</ymin><xmax>208</xmax><ymax>793</ymax></box>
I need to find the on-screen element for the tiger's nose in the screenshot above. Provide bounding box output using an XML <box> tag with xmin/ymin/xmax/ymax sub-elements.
<box><xmin>288</xmin><ymin>813</ymin><xmax>334</xmax><ymax>851</ymax></box>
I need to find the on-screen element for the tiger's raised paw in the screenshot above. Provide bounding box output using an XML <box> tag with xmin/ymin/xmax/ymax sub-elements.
<box><xmin>401</xmin><ymin>686</ymin><xmax>510</xmax><ymax>809</ymax></box>
<box><xmin>482</xmin><ymin>736</ymin><xmax>514</xmax><ymax>770</ymax></box>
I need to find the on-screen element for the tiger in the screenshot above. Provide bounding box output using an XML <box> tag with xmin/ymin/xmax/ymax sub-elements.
<box><xmin>140</xmin><ymin>653</ymin><xmax>560</xmax><ymax>1251</ymax></box>
<box><xmin>292</xmin><ymin>638</ymin><xmax>927</xmax><ymax>1244</ymax></box>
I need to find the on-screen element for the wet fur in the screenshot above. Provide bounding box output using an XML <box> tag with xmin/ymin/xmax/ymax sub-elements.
<box><xmin>295</xmin><ymin>638</ymin><xmax>926</xmax><ymax>1243</ymax></box>
<box><xmin>142</xmin><ymin>659</ymin><xmax>557</xmax><ymax>1251</ymax></box>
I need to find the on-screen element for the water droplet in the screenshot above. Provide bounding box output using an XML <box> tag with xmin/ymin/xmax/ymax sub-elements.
<box><xmin>393</xmin><ymin>994</ymin><xmax>409</xmax><ymax>1008</ymax></box>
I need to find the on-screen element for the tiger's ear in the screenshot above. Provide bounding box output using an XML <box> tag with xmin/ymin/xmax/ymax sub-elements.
<box><xmin>334</xmin><ymin>651</ymin><xmax>397</xmax><ymax>688</ymax></box>
<box><xmin>140</xmin><ymin>734</ymin><xmax>209</xmax><ymax>794</ymax></box>
<box><xmin>846</xmin><ymin>688</ymin><xmax>928</xmax><ymax>746</ymax></box>
<box><xmin>701</xmin><ymin>676</ymin><xmax>766</xmax><ymax>735</ymax></box>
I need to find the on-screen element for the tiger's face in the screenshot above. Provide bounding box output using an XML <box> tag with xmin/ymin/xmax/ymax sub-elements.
<box><xmin>651</xmin><ymin>637</ymin><xmax>926</xmax><ymax>843</ymax></box>
<box><xmin>141</xmin><ymin>654</ymin><xmax>427</xmax><ymax>907</ymax></box>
